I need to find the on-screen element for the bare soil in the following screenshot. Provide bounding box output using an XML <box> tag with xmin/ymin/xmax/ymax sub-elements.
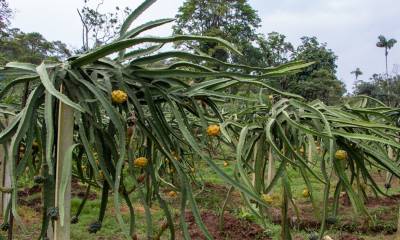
<box><xmin>184</xmin><ymin>211</ymin><xmax>271</xmax><ymax>240</ymax></box>
<box><xmin>17</xmin><ymin>180</ymin><xmax>97</xmax><ymax>212</ymax></box>
<box><xmin>268</xmin><ymin>193</ymin><xmax>400</xmax><ymax>236</ymax></box>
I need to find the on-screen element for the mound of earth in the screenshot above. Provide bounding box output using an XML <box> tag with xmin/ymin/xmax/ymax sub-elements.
<box><xmin>269</xmin><ymin>194</ymin><xmax>400</xmax><ymax>235</ymax></box>
<box><xmin>185</xmin><ymin>211</ymin><xmax>271</xmax><ymax>240</ymax></box>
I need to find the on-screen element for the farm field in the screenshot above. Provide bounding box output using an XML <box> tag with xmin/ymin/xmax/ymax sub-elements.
<box><xmin>0</xmin><ymin>0</ymin><xmax>399</xmax><ymax>239</ymax></box>
<box><xmin>4</xmin><ymin>161</ymin><xmax>400</xmax><ymax>240</ymax></box>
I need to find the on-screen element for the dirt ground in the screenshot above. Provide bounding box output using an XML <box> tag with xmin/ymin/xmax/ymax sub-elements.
<box><xmin>9</xmin><ymin>177</ymin><xmax>400</xmax><ymax>240</ymax></box>
<box><xmin>184</xmin><ymin>211</ymin><xmax>271</xmax><ymax>240</ymax></box>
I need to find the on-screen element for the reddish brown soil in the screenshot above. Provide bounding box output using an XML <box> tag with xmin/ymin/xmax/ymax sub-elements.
<box><xmin>339</xmin><ymin>234</ymin><xmax>365</xmax><ymax>240</ymax></box>
<box><xmin>17</xmin><ymin>184</ymin><xmax>41</xmax><ymax>197</ymax></box>
<box><xmin>268</xmin><ymin>193</ymin><xmax>400</xmax><ymax>235</ymax></box>
<box><xmin>71</xmin><ymin>180</ymin><xmax>97</xmax><ymax>200</ymax></box>
<box><xmin>17</xmin><ymin>180</ymin><xmax>97</xmax><ymax>212</ymax></box>
<box><xmin>202</xmin><ymin>182</ymin><xmax>242</xmax><ymax>206</ymax></box>
<box><xmin>184</xmin><ymin>211</ymin><xmax>271</xmax><ymax>240</ymax></box>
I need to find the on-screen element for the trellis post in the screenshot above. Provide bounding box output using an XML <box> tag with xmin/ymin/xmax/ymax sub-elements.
<box><xmin>307</xmin><ymin>137</ymin><xmax>313</xmax><ymax>164</ymax></box>
<box><xmin>53</xmin><ymin>98</ymin><xmax>74</xmax><ymax>240</ymax></box>
<box><xmin>266</xmin><ymin>146</ymin><xmax>274</xmax><ymax>192</ymax></box>
<box><xmin>0</xmin><ymin>117</ymin><xmax>12</xmax><ymax>216</ymax></box>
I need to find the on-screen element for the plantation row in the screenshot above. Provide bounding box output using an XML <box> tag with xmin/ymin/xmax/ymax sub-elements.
<box><xmin>0</xmin><ymin>0</ymin><xmax>400</xmax><ymax>240</ymax></box>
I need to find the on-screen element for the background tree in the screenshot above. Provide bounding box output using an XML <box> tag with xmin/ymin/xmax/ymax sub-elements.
<box><xmin>376</xmin><ymin>35</ymin><xmax>397</xmax><ymax>76</ymax></box>
<box><xmin>292</xmin><ymin>36</ymin><xmax>338</xmax><ymax>77</ymax></box>
<box><xmin>353</xmin><ymin>79</ymin><xmax>382</xmax><ymax>99</ymax></box>
<box><xmin>375</xmin><ymin>35</ymin><xmax>397</xmax><ymax>106</ymax></box>
<box><xmin>0</xmin><ymin>0</ymin><xmax>12</xmax><ymax>31</ymax></box>
<box><xmin>174</xmin><ymin>1</ymin><xmax>346</xmax><ymax>104</ymax></box>
<box><xmin>256</xmin><ymin>32</ymin><xmax>294</xmax><ymax>66</ymax></box>
<box><xmin>77</xmin><ymin>0</ymin><xmax>131</xmax><ymax>51</ymax></box>
<box><xmin>351</xmin><ymin>67</ymin><xmax>363</xmax><ymax>81</ymax></box>
<box><xmin>0</xmin><ymin>0</ymin><xmax>70</xmax><ymax>65</ymax></box>
<box><xmin>290</xmin><ymin>69</ymin><xmax>345</xmax><ymax>104</ymax></box>
<box><xmin>0</xmin><ymin>1</ymin><xmax>71</xmax><ymax>106</ymax></box>
<box><xmin>173</xmin><ymin>0</ymin><xmax>261</xmax><ymax>63</ymax></box>
<box><xmin>354</xmin><ymin>73</ymin><xmax>400</xmax><ymax>107</ymax></box>
<box><xmin>286</xmin><ymin>36</ymin><xmax>345</xmax><ymax>103</ymax></box>
<box><xmin>0</xmin><ymin>28</ymin><xmax>71</xmax><ymax>65</ymax></box>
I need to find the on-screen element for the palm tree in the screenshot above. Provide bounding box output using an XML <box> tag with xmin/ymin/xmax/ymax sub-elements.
<box><xmin>376</xmin><ymin>35</ymin><xmax>397</xmax><ymax>76</ymax></box>
<box><xmin>351</xmin><ymin>67</ymin><xmax>363</xmax><ymax>81</ymax></box>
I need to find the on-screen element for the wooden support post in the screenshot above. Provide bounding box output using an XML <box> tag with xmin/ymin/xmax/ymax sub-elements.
<box><xmin>307</xmin><ymin>137</ymin><xmax>312</xmax><ymax>164</ymax></box>
<box><xmin>397</xmin><ymin>206</ymin><xmax>400</xmax><ymax>240</ymax></box>
<box><xmin>392</xmin><ymin>137</ymin><xmax>400</xmax><ymax>240</ymax></box>
<box><xmin>266</xmin><ymin>146</ymin><xmax>274</xmax><ymax>192</ymax></box>
<box><xmin>54</xmin><ymin>100</ymin><xmax>74</xmax><ymax>240</ymax></box>
<box><xmin>386</xmin><ymin>146</ymin><xmax>393</xmax><ymax>183</ymax></box>
<box><xmin>0</xmin><ymin>143</ymin><xmax>7</xmax><ymax>216</ymax></box>
<box><xmin>252</xmin><ymin>143</ymin><xmax>258</xmax><ymax>186</ymax></box>
<box><xmin>0</xmin><ymin>117</ymin><xmax>12</xmax><ymax>217</ymax></box>
<box><xmin>0</xmin><ymin>144</ymin><xmax>11</xmax><ymax>217</ymax></box>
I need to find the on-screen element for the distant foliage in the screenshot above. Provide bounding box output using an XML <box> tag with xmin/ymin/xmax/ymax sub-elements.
<box><xmin>174</xmin><ymin>1</ymin><xmax>345</xmax><ymax>104</ymax></box>
<box><xmin>0</xmin><ymin>0</ymin><xmax>70</xmax><ymax>65</ymax></box>
<box><xmin>293</xmin><ymin>36</ymin><xmax>338</xmax><ymax>76</ymax></box>
<box><xmin>254</xmin><ymin>32</ymin><xmax>294</xmax><ymax>67</ymax></box>
<box><xmin>0</xmin><ymin>28</ymin><xmax>71</xmax><ymax>65</ymax></box>
<box><xmin>290</xmin><ymin>69</ymin><xmax>345</xmax><ymax>104</ymax></box>
<box><xmin>0</xmin><ymin>0</ymin><xmax>12</xmax><ymax>30</ymax></box>
<box><xmin>173</xmin><ymin>0</ymin><xmax>261</xmax><ymax>63</ymax></box>
<box><xmin>286</xmin><ymin>37</ymin><xmax>345</xmax><ymax>103</ymax></box>
<box><xmin>354</xmin><ymin>73</ymin><xmax>400</xmax><ymax>107</ymax></box>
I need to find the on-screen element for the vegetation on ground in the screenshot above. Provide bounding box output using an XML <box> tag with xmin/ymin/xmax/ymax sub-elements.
<box><xmin>0</xmin><ymin>1</ymin><xmax>399</xmax><ymax>240</ymax></box>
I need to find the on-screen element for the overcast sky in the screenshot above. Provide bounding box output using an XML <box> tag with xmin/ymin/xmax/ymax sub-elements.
<box><xmin>9</xmin><ymin>0</ymin><xmax>400</xmax><ymax>92</ymax></box>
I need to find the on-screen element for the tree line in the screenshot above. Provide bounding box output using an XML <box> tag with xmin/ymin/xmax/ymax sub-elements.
<box><xmin>1</xmin><ymin>0</ymin><xmax>398</xmax><ymax>106</ymax></box>
<box><xmin>173</xmin><ymin>0</ymin><xmax>344</xmax><ymax>104</ymax></box>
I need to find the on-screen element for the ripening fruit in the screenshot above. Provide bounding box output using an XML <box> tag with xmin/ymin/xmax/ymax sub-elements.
<box><xmin>262</xmin><ymin>194</ymin><xmax>273</xmax><ymax>204</ymax></box>
<box><xmin>167</xmin><ymin>191</ymin><xmax>177</xmax><ymax>198</ymax></box>
<box><xmin>171</xmin><ymin>151</ymin><xmax>180</xmax><ymax>161</ymax></box>
<box><xmin>302</xmin><ymin>189</ymin><xmax>310</xmax><ymax>198</ymax></box>
<box><xmin>32</xmin><ymin>141</ymin><xmax>39</xmax><ymax>149</ymax></box>
<box><xmin>207</xmin><ymin>124</ymin><xmax>220</xmax><ymax>136</ymax></box>
<box><xmin>99</xmin><ymin>170</ymin><xmax>104</xmax><ymax>179</ymax></box>
<box><xmin>136</xmin><ymin>174</ymin><xmax>146</xmax><ymax>183</ymax></box>
<box><xmin>268</xmin><ymin>95</ymin><xmax>273</xmax><ymax>101</ymax></box>
<box><xmin>190</xmin><ymin>167</ymin><xmax>195</xmax><ymax>173</ymax></box>
<box><xmin>299</xmin><ymin>147</ymin><xmax>305</xmax><ymax>154</ymax></box>
<box><xmin>223</xmin><ymin>161</ymin><xmax>229</xmax><ymax>167</ymax></box>
<box><xmin>133</xmin><ymin>157</ymin><xmax>148</xmax><ymax>168</ymax></box>
<box><xmin>111</xmin><ymin>90</ymin><xmax>128</xmax><ymax>104</ymax></box>
<box><xmin>335</xmin><ymin>150</ymin><xmax>347</xmax><ymax>161</ymax></box>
